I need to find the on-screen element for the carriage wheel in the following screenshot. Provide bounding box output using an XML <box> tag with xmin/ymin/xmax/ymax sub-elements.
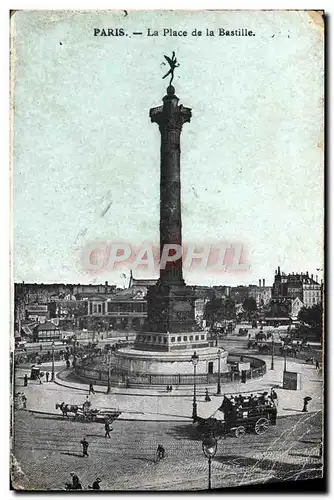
<box><xmin>235</xmin><ymin>426</ymin><xmax>246</xmax><ymax>438</ymax></box>
<box><xmin>254</xmin><ymin>417</ymin><xmax>269</xmax><ymax>435</ymax></box>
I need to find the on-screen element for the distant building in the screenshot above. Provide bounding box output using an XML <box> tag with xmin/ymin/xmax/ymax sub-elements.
<box><xmin>25</xmin><ymin>304</ymin><xmax>49</xmax><ymax>324</ymax></box>
<box><xmin>33</xmin><ymin>321</ymin><xmax>61</xmax><ymax>342</ymax></box>
<box><xmin>248</xmin><ymin>279</ymin><xmax>272</xmax><ymax>307</ymax></box>
<box><xmin>269</xmin><ymin>267</ymin><xmax>322</xmax><ymax>325</ymax></box>
<box><xmin>290</xmin><ymin>297</ymin><xmax>304</xmax><ymax>320</ymax></box>
<box><xmin>86</xmin><ymin>278</ymin><xmax>154</xmax><ymax>331</ymax></box>
<box><xmin>272</xmin><ymin>267</ymin><xmax>321</xmax><ymax>302</ymax></box>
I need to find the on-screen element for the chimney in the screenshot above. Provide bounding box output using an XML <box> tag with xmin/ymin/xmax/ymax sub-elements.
<box><xmin>275</xmin><ymin>270</ymin><xmax>277</xmax><ymax>275</ymax></box>
<box><xmin>263</xmin><ymin>279</ymin><xmax>265</xmax><ymax>287</ymax></box>
<box><xmin>316</xmin><ymin>275</ymin><xmax>318</xmax><ymax>283</ymax></box>
<box><xmin>311</xmin><ymin>274</ymin><xmax>314</xmax><ymax>280</ymax></box>
<box><xmin>278</xmin><ymin>266</ymin><xmax>281</xmax><ymax>275</ymax></box>
<box><xmin>259</xmin><ymin>279</ymin><xmax>261</xmax><ymax>287</ymax></box>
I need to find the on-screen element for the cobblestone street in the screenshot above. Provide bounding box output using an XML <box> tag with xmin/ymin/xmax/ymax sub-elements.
<box><xmin>12</xmin><ymin>409</ymin><xmax>323</xmax><ymax>491</ymax></box>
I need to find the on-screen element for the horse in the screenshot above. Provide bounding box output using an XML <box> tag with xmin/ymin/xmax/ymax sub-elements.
<box><xmin>55</xmin><ymin>402</ymin><xmax>79</xmax><ymax>417</ymax></box>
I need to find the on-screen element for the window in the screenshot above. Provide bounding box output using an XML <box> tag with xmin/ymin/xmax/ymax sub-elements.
<box><xmin>195</xmin><ymin>335</ymin><xmax>199</xmax><ymax>341</ymax></box>
<box><xmin>189</xmin><ymin>336</ymin><xmax>193</xmax><ymax>341</ymax></box>
<box><xmin>158</xmin><ymin>337</ymin><xmax>162</xmax><ymax>342</ymax></box>
<box><xmin>164</xmin><ymin>338</ymin><xmax>167</xmax><ymax>344</ymax></box>
<box><xmin>183</xmin><ymin>336</ymin><xmax>188</xmax><ymax>341</ymax></box>
<box><xmin>98</xmin><ymin>304</ymin><xmax>102</xmax><ymax>313</ymax></box>
<box><xmin>171</xmin><ymin>337</ymin><xmax>175</xmax><ymax>342</ymax></box>
<box><xmin>153</xmin><ymin>336</ymin><xmax>157</xmax><ymax>342</ymax></box>
<box><xmin>201</xmin><ymin>335</ymin><xmax>205</xmax><ymax>340</ymax></box>
<box><xmin>177</xmin><ymin>336</ymin><xmax>181</xmax><ymax>342</ymax></box>
<box><xmin>107</xmin><ymin>303</ymin><xmax>118</xmax><ymax>313</ymax></box>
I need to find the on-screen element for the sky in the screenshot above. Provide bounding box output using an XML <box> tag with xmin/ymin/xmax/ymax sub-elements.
<box><xmin>12</xmin><ymin>10</ymin><xmax>324</xmax><ymax>287</ymax></box>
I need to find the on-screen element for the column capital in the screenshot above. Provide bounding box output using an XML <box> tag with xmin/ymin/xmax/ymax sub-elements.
<box><xmin>150</xmin><ymin>98</ymin><xmax>192</xmax><ymax>130</ymax></box>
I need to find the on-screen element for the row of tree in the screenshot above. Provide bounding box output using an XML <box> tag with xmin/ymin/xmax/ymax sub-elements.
<box><xmin>204</xmin><ymin>292</ymin><xmax>258</xmax><ymax>328</ymax></box>
<box><xmin>204</xmin><ymin>291</ymin><xmax>323</xmax><ymax>335</ymax></box>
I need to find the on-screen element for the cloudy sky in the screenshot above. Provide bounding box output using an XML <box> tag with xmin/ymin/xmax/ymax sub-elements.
<box><xmin>12</xmin><ymin>10</ymin><xmax>324</xmax><ymax>287</ymax></box>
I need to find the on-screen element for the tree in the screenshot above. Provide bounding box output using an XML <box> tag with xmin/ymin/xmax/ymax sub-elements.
<box><xmin>204</xmin><ymin>293</ymin><xmax>236</xmax><ymax>329</ymax></box>
<box><xmin>298</xmin><ymin>303</ymin><xmax>322</xmax><ymax>327</ymax></box>
<box><xmin>222</xmin><ymin>296</ymin><xmax>236</xmax><ymax>320</ymax></box>
<box><xmin>242</xmin><ymin>297</ymin><xmax>257</xmax><ymax>321</ymax></box>
<box><xmin>297</xmin><ymin>303</ymin><xmax>323</xmax><ymax>341</ymax></box>
<box><xmin>204</xmin><ymin>293</ymin><xmax>224</xmax><ymax>329</ymax></box>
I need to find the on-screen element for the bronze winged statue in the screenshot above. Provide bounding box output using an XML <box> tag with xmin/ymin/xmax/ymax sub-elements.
<box><xmin>162</xmin><ymin>51</ymin><xmax>180</xmax><ymax>85</ymax></box>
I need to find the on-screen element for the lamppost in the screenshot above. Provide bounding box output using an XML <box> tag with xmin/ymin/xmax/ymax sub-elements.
<box><xmin>51</xmin><ymin>341</ymin><xmax>55</xmax><ymax>382</ymax></box>
<box><xmin>191</xmin><ymin>351</ymin><xmax>199</xmax><ymax>422</ymax></box>
<box><xmin>106</xmin><ymin>349</ymin><xmax>111</xmax><ymax>394</ymax></box>
<box><xmin>284</xmin><ymin>347</ymin><xmax>287</xmax><ymax>372</ymax></box>
<box><xmin>202</xmin><ymin>434</ymin><xmax>218</xmax><ymax>490</ymax></box>
<box><xmin>73</xmin><ymin>334</ymin><xmax>77</xmax><ymax>368</ymax></box>
<box><xmin>271</xmin><ymin>334</ymin><xmax>274</xmax><ymax>370</ymax></box>
<box><xmin>216</xmin><ymin>349</ymin><xmax>221</xmax><ymax>395</ymax></box>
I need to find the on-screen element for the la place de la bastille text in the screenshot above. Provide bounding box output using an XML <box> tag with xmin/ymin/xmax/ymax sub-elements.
<box><xmin>93</xmin><ymin>28</ymin><xmax>255</xmax><ymax>37</ymax></box>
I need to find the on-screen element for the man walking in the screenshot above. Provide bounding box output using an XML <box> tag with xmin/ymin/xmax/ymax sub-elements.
<box><xmin>270</xmin><ymin>388</ymin><xmax>278</xmax><ymax>405</ymax></box>
<box><xmin>24</xmin><ymin>374</ymin><xmax>28</xmax><ymax>387</ymax></box>
<box><xmin>46</xmin><ymin>371</ymin><xmax>50</xmax><ymax>382</ymax></box>
<box><xmin>302</xmin><ymin>396</ymin><xmax>312</xmax><ymax>412</ymax></box>
<box><xmin>104</xmin><ymin>420</ymin><xmax>112</xmax><ymax>438</ymax></box>
<box><xmin>89</xmin><ymin>382</ymin><xmax>95</xmax><ymax>395</ymax></box>
<box><xmin>80</xmin><ymin>437</ymin><xmax>89</xmax><ymax>457</ymax></box>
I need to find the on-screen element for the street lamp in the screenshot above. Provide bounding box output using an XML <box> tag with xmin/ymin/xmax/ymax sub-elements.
<box><xmin>216</xmin><ymin>349</ymin><xmax>221</xmax><ymax>395</ymax></box>
<box><xmin>202</xmin><ymin>434</ymin><xmax>218</xmax><ymax>490</ymax></box>
<box><xmin>284</xmin><ymin>348</ymin><xmax>287</xmax><ymax>372</ymax></box>
<box><xmin>51</xmin><ymin>341</ymin><xmax>55</xmax><ymax>382</ymax></box>
<box><xmin>191</xmin><ymin>351</ymin><xmax>199</xmax><ymax>422</ymax></box>
<box><xmin>106</xmin><ymin>349</ymin><xmax>111</xmax><ymax>394</ymax></box>
<box><xmin>271</xmin><ymin>334</ymin><xmax>274</xmax><ymax>370</ymax></box>
<box><xmin>73</xmin><ymin>334</ymin><xmax>77</xmax><ymax>368</ymax></box>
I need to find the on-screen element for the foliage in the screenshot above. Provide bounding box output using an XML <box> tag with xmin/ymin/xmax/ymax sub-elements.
<box><xmin>298</xmin><ymin>303</ymin><xmax>322</xmax><ymax>327</ymax></box>
<box><xmin>242</xmin><ymin>297</ymin><xmax>257</xmax><ymax>320</ymax></box>
<box><xmin>204</xmin><ymin>293</ymin><xmax>236</xmax><ymax>328</ymax></box>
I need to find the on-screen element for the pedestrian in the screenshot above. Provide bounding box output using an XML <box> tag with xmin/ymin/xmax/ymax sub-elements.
<box><xmin>24</xmin><ymin>374</ymin><xmax>28</xmax><ymax>387</ymax></box>
<box><xmin>166</xmin><ymin>385</ymin><xmax>169</xmax><ymax>392</ymax></box>
<box><xmin>38</xmin><ymin>373</ymin><xmax>43</xmax><ymax>385</ymax></box>
<box><xmin>46</xmin><ymin>371</ymin><xmax>50</xmax><ymax>382</ymax></box>
<box><xmin>270</xmin><ymin>388</ymin><xmax>278</xmax><ymax>405</ymax></box>
<box><xmin>104</xmin><ymin>420</ymin><xmax>112</xmax><ymax>438</ymax></box>
<box><xmin>205</xmin><ymin>388</ymin><xmax>211</xmax><ymax>402</ymax></box>
<box><xmin>89</xmin><ymin>382</ymin><xmax>95</xmax><ymax>395</ymax></box>
<box><xmin>69</xmin><ymin>472</ymin><xmax>82</xmax><ymax>490</ymax></box>
<box><xmin>21</xmin><ymin>393</ymin><xmax>27</xmax><ymax>409</ymax></box>
<box><xmin>157</xmin><ymin>444</ymin><xmax>165</xmax><ymax>459</ymax></box>
<box><xmin>315</xmin><ymin>359</ymin><xmax>320</xmax><ymax>370</ymax></box>
<box><xmin>89</xmin><ymin>478</ymin><xmax>102</xmax><ymax>490</ymax></box>
<box><xmin>80</xmin><ymin>437</ymin><xmax>89</xmax><ymax>457</ymax></box>
<box><xmin>40</xmin><ymin>344</ymin><xmax>43</xmax><ymax>352</ymax></box>
<box><xmin>302</xmin><ymin>396</ymin><xmax>312</xmax><ymax>412</ymax></box>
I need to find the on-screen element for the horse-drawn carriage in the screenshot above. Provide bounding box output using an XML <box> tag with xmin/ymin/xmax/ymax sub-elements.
<box><xmin>197</xmin><ymin>394</ymin><xmax>277</xmax><ymax>439</ymax></box>
<box><xmin>55</xmin><ymin>402</ymin><xmax>122</xmax><ymax>423</ymax></box>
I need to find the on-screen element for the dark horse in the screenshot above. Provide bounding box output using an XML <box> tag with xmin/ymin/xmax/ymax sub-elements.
<box><xmin>56</xmin><ymin>402</ymin><xmax>79</xmax><ymax>417</ymax></box>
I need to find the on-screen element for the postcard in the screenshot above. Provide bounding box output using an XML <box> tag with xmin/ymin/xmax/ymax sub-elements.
<box><xmin>11</xmin><ymin>9</ymin><xmax>324</xmax><ymax>491</ymax></box>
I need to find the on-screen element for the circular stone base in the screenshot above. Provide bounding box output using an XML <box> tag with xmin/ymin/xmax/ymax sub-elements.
<box><xmin>113</xmin><ymin>345</ymin><xmax>228</xmax><ymax>376</ymax></box>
